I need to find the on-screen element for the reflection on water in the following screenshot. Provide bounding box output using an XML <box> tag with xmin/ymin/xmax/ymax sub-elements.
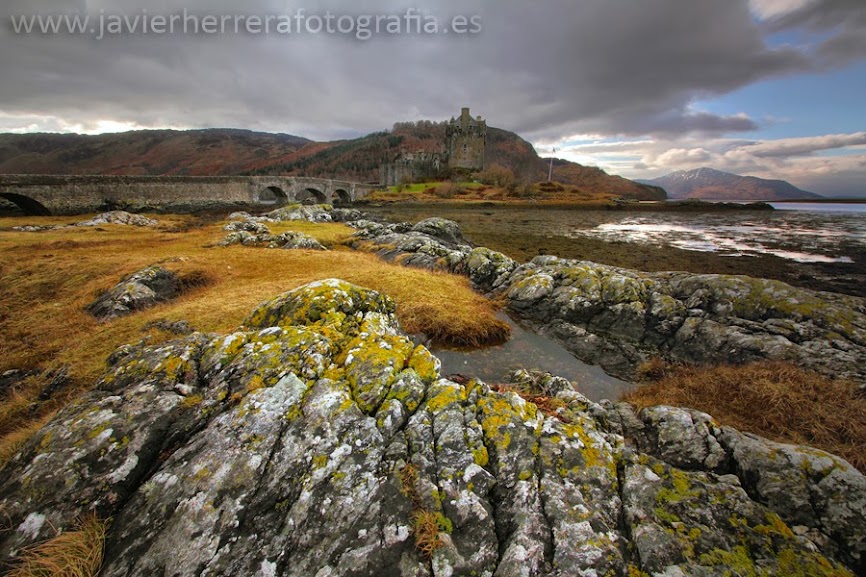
<box><xmin>569</xmin><ymin>210</ymin><xmax>866</xmax><ymax>263</ymax></box>
<box><xmin>368</xmin><ymin>204</ymin><xmax>866</xmax><ymax>266</ymax></box>
<box><xmin>433</xmin><ymin>313</ymin><xmax>632</xmax><ymax>403</ymax></box>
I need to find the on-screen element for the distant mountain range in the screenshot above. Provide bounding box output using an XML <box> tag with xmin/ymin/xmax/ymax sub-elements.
<box><xmin>0</xmin><ymin>125</ymin><xmax>665</xmax><ymax>201</ymax></box>
<box><xmin>638</xmin><ymin>167</ymin><xmax>822</xmax><ymax>201</ymax></box>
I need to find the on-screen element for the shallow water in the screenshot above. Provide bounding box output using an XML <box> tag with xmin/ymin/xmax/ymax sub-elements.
<box><xmin>369</xmin><ymin>204</ymin><xmax>866</xmax><ymax>265</ymax></box>
<box><xmin>574</xmin><ymin>212</ymin><xmax>865</xmax><ymax>263</ymax></box>
<box><xmin>433</xmin><ymin>313</ymin><xmax>632</xmax><ymax>403</ymax></box>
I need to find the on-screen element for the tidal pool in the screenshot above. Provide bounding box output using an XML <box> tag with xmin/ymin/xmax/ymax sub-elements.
<box><xmin>433</xmin><ymin>313</ymin><xmax>632</xmax><ymax>403</ymax></box>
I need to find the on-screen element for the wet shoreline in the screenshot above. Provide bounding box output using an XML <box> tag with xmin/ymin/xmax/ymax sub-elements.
<box><xmin>365</xmin><ymin>204</ymin><xmax>866</xmax><ymax>298</ymax></box>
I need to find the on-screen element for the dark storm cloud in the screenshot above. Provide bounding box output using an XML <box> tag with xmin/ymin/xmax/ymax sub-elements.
<box><xmin>762</xmin><ymin>0</ymin><xmax>866</xmax><ymax>66</ymax></box>
<box><xmin>0</xmin><ymin>0</ymin><xmax>820</xmax><ymax>140</ymax></box>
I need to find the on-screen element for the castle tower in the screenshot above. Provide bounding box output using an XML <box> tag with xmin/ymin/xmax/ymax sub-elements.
<box><xmin>446</xmin><ymin>107</ymin><xmax>486</xmax><ymax>171</ymax></box>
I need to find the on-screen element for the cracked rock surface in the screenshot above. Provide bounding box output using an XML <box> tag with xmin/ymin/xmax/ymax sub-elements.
<box><xmin>1</xmin><ymin>279</ymin><xmax>863</xmax><ymax>576</ymax></box>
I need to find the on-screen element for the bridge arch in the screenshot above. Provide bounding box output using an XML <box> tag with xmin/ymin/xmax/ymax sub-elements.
<box><xmin>333</xmin><ymin>188</ymin><xmax>351</xmax><ymax>206</ymax></box>
<box><xmin>297</xmin><ymin>188</ymin><xmax>327</xmax><ymax>205</ymax></box>
<box><xmin>0</xmin><ymin>192</ymin><xmax>51</xmax><ymax>216</ymax></box>
<box><xmin>258</xmin><ymin>186</ymin><xmax>288</xmax><ymax>206</ymax></box>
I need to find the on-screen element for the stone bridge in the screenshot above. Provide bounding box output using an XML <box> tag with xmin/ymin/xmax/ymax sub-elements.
<box><xmin>0</xmin><ymin>175</ymin><xmax>374</xmax><ymax>215</ymax></box>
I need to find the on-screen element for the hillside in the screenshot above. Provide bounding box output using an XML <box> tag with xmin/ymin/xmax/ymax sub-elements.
<box><xmin>0</xmin><ymin>129</ymin><xmax>311</xmax><ymax>176</ymax></box>
<box><xmin>640</xmin><ymin>167</ymin><xmax>822</xmax><ymax>201</ymax></box>
<box><xmin>0</xmin><ymin>125</ymin><xmax>665</xmax><ymax>200</ymax></box>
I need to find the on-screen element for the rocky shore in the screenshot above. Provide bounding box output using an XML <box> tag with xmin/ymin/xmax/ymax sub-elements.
<box><xmin>1</xmin><ymin>279</ymin><xmax>863</xmax><ymax>576</ymax></box>
<box><xmin>349</xmin><ymin>216</ymin><xmax>866</xmax><ymax>385</ymax></box>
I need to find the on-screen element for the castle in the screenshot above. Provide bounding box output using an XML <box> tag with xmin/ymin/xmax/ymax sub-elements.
<box><xmin>379</xmin><ymin>107</ymin><xmax>487</xmax><ymax>187</ymax></box>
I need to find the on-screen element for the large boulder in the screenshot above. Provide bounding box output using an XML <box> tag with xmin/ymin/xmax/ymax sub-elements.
<box><xmin>86</xmin><ymin>266</ymin><xmax>179</xmax><ymax>320</ymax></box>
<box><xmin>1</xmin><ymin>280</ymin><xmax>863</xmax><ymax>576</ymax></box>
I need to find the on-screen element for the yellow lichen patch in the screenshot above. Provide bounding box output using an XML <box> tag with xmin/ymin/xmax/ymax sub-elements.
<box><xmin>471</xmin><ymin>446</ymin><xmax>489</xmax><ymax>467</ymax></box>
<box><xmin>425</xmin><ymin>383</ymin><xmax>466</xmax><ymax>414</ymax></box>
<box><xmin>180</xmin><ymin>394</ymin><xmax>204</xmax><ymax>409</ymax></box>
<box><xmin>754</xmin><ymin>512</ymin><xmax>796</xmax><ymax>540</ymax></box>
<box><xmin>477</xmin><ymin>393</ymin><xmax>533</xmax><ymax>454</ymax></box>
<box><xmin>408</xmin><ymin>346</ymin><xmax>439</xmax><ymax>384</ymax></box>
<box><xmin>342</xmin><ymin>334</ymin><xmax>416</xmax><ymax>413</ymax></box>
<box><xmin>561</xmin><ymin>420</ymin><xmax>615</xmax><ymax>476</ymax></box>
<box><xmin>654</xmin><ymin>467</ymin><xmax>700</xmax><ymax>505</ymax></box>
<box><xmin>312</xmin><ymin>454</ymin><xmax>329</xmax><ymax>469</ymax></box>
<box><xmin>245</xmin><ymin>375</ymin><xmax>266</xmax><ymax>395</ymax></box>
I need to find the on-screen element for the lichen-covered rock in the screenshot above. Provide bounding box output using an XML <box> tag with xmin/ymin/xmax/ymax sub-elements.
<box><xmin>267</xmin><ymin>204</ymin><xmax>335</xmax><ymax>223</ymax></box>
<box><xmin>348</xmin><ymin>219</ymin><xmax>472</xmax><ymax>274</ymax></box>
<box><xmin>219</xmin><ymin>230</ymin><xmax>268</xmax><ymax>246</ymax></box>
<box><xmin>1</xmin><ymin>280</ymin><xmax>863</xmax><ymax>576</ymax></box>
<box><xmin>76</xmin><ymin>211</ymin><xmax>159</xmax><ymax>227</ymax></box>
<box><xmin>86</xmin><ymin>266</ymin><xmax>179</xmax><ymax>320</ymax></box>
<box><xmin>331</xmin><ymin>207</ymin><xmax>365</xmax><ymax>222</ymax></box>
<box><xmin>410</xmin><ymin>217</ymin><xmax>466</xmax><ymax>246</ymax></box>
<box><xmin>269</xmin><ymin>231</ymin><xmax>327</xmax><ymax>251</ymax></box>
<box><xmin>223</xmin><ymin>220</ymin><xmax>272</xmax><ymax>235</ymax></box>
<box><xmin>501</xmin><ymin>257</ymin><xmax>866</xmax><ymax>383</ymax></box>
<box><xmin>457</xmin><ymin>247</ymin><xmax>517</xmax><ymax>293</ymax></box>
<box><xmin>219</xmin><ymin>229</ymin><xmax>326</xmax><ymax>250</ymax></box>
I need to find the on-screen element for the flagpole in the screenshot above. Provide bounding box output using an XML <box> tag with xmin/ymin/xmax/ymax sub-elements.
<box><xmin>548</xmin><ymin>147</ymin><xmax>556</xmax><ymax>182</ymax></box>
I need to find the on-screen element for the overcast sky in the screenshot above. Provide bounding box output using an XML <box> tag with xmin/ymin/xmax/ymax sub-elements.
<box><xmin>1</xmin><ymin>0</ymin><xmax>864</xmax><ymax>196</ymax></box>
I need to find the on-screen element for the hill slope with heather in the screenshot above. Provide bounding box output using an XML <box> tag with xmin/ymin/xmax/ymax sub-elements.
<box><xmin>0</xmin><ymin>129</ymin><xmax>312</xmax><ymax>176</ymax></box>
<box><xmin>0</xmin><ymin>124</ymin><xmax>665</xmax><ymax>200</ymax></box>
<box><xmin>639</xmin><ymin>167</ymin><xmax>821</xmax><ymax>201</ymax></box>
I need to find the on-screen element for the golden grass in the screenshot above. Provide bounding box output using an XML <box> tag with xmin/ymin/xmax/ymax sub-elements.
<box><xmin>266</xmin><ymin>221</ymin><xmax>354</xmax><ymax>247</ymax></box>
<box><xmin>623</xmin><ymin>360</ymin><xmax>866</xmax><ymax>473</ymax></box>
<box><xmin>0</xmin><ymin>215</ymin><xmax>507</xmax><ymax>457</ymax></box>
<box><xmin>399</xmin><ymin>463</ymin><xmax>449</xmax><ymax>559</ymax></box>
<box><xmin>6</xmin><ymin>513</ymin><xmax>106</xmax><ymax>577</ymax></box>
<box><xmin>0</xmin><ymin>413</ymin><xmax>55</xmax><ymax>469</ymax></box>
<box><xmin>410</xmin><ymin>510</ymin><xmax>445</xmax><ymax>558</ymax></box>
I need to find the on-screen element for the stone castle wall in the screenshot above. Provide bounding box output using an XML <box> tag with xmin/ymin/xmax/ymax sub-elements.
<box><xmin>380</xmin><ymin>107</ymin><xmax>487</xmax><ymax>186</ymax></box>
<box><xmin>446</xmin><ymin>107</ymin><xmax>487</xmax><ymax>171</ymax></box>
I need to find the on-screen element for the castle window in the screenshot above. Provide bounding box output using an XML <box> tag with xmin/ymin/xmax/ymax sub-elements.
<box><xmin>463</xmin><ymin>143</ymin><xmax>468</xmax><ymax>153</ymax></box>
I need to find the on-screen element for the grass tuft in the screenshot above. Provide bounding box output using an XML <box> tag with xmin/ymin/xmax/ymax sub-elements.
<box><xmin>410</xmin><ymin>510</ymin><xmax>445</xmax><ymax>558</ymax></box>
<box><xmin>623</xmin><ymin>360</ymin><xmax>866</xmax><ymax>473</ymax></box>
<box><xmin>6</xmin><ymin>513</ymin><xmax>107</xmax><ymax>577</ymax></box>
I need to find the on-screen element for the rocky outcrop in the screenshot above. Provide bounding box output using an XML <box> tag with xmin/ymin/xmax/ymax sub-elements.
<box><xmin>1</xmin><ymin>280</ymin><xmax>863</xmax><ymax>576</ymax></box>
<box><xmin>219</xmin><ymin>226</ymin><xmax>327</xmax><ymax>251</ymax></box>
<box><xmin>350</xmin><ymin>218</ymin><xmax>866</xmax><ymax>383</ymax></box>
<box><xmin>86</xmin><ymin>266</ymin><xmax>179</xmax><ymax>320</ymax></box>
<box><xmin>269</xmin><ymin>204</ymin><xmax>364</xmax><ymax>223</ymax></box>
<box><xmin>76</xmin><ymin>211</ymin><xmax>159</xmax><ymax>227</ymax></box>
<box><xmin>11</xmin><ymin>211</ymin><xmax>158</xmax><ymax>232</ymax></box>
<box><xmin>503</xmin><ymin>257</ymin><xmax>866</xmax><ymax>382</ymax></box>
